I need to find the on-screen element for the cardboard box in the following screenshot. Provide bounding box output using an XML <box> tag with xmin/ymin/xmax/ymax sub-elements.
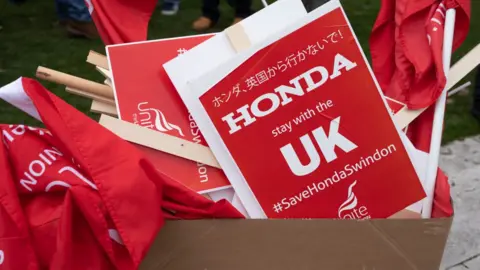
<box><xmin>140</xmin><ymin>217</ymin><xmax>452</xmax><ymax>270</ymax></box>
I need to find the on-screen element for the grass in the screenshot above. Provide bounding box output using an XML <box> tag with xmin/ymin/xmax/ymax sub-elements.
<box><xmin>0</xmin><ymin>0</ymin><xmax>479</xmax><ymax>144</ymax></box>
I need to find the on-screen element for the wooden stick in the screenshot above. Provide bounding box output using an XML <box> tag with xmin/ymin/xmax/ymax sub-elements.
<box><xmin>87</xmin><ymin>50</ymin><xmax>109</xmax><ymax>70</ymax></box>
<box><xmin>225</xmin><ymin>23</ymin><xmax>251</xmax><ymax>53</ymax></box>
<box><xmin>66</xmin><ymin>87</ymin><xmax>115</xmax><ymax>105</ymax></box>
<box><xmin>96</xmin><ymin>66</ymin><xmax>112</xmax><ymax>80</ymax></box>
<box><xmin>445</xmin><ymin>43</ymin><xmax>480</xmax><ymax>90</ymax></box>
<box><xmin>36</xmin><ymin>66</ymin><xmax>114</xmax><ymax>99</ymax></box>
<box><xmin>91</xmin><ymin>100</ymin><xmax>118</xmax><ymax>116</ymax></box>
<box><xmin>393</xmin><ymin>108</ymin><xmax>426</xmax><ymax>130</ymax></box>
<box><xmin>447</xmin><ymin>81</ymin><xmax>471</xmax><ymax>97</ymax></box>
<box><xmin>104</xmin><ymin>79</ymin><xmax>113</xmax><ymax>88</ymax></box>
<box><xmin>99</xmin><ymin>114</ymin><xmax>221</xmax><ymax>169</ymax></box>
<box><xmin>393</xmin><ymin>43</ymin><xmax>480</xmax><ymax>129</ymax></box>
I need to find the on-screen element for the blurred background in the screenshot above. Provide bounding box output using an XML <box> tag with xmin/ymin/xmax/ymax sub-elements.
<box><xmin>0</xmin><ymin>0</ymin><xmax>479</xmax><ymax>144</ymax></box>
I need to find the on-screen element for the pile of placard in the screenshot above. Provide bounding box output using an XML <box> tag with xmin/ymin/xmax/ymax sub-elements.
<box><xmin>32</xmin><ymin>0</ymin><xmax>480</xmax><ymax>268</ymax></box>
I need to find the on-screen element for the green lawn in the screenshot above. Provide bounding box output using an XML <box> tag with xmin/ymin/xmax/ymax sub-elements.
<box><xmin>0</xmin><ymin>0</ymin><xmax>479</xmax><ymax>143</ymax></box>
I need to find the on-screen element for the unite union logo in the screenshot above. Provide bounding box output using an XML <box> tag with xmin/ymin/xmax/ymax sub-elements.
<box><xmin>134</xmin><ymin>102</ymin><xmax>185</xmax><ymax>137</ymax></box>
<box><xmin>338</xmin><ymin>180</ymin><xmax>371</xmax><ymax>219</ymax></box>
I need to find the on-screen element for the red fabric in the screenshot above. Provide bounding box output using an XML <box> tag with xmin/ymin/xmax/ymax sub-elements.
<box><xmin>0</xmin><ymin>78</ymin><xmax>243</xmax><ymax>269</ymax></box>
<box><xmin>407</xmin><ymin>106</ymin><xmax>454</xmax><ymax>217</ymax></box>
<box><xmin>370</xmin><ymin>0</ymin><xmax>470</xmax><ymax>109</ymax></box>
<box><xmin>432</xmin><ymin>169</ymin><xmax>454</xmax><ymax>217</ymax></box>
<box><xmin>84</xmin><ymin>0</ymin><xmax>157</xmax><ymax>45</ymax></box>
<box><xmin>370</xmin><ymin>0</ymin><xmax>470</xmax><ymax>218</ymax></box>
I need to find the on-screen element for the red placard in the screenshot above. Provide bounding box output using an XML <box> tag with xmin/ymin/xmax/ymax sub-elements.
<box><xmin>108</xmin><ymin>34</ymin><xmax>231</xmax><ymax>193</ymax></box>
<box><xmin>198</xmin><ymin>8</ymin><xmax>425</xmax><ymax>218</ymax></box>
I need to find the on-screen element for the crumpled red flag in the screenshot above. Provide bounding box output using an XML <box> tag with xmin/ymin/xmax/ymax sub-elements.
<box><xmin>84</xmin><ymin>0</ymin><xmax>157</xmax><ymax>45</ymax></box>
<box><xmin>0</xmin><ymin>77</ymin><xmax>243</xmax><ymax>269</ymax></box>
<box><xmin>369</xmin><ymin>0</ymin><xmax>470</xmax><ymax>217</ymax></box>
<box><xmin>370</xmin><ymin>0</ymin><xmax>470</xmax><ymax>109</ymax></box>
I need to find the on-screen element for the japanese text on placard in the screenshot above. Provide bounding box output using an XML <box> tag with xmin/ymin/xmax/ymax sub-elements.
<box><xmin>212</xmin><ymin>29</ymin><xmax>344</xmax><ymax>107</ymax></box>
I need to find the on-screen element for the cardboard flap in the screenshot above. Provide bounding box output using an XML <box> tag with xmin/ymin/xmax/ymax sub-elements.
<box><xmin>141</xmin><ymin>218</ymin><xmax>452</xmax><ymax>270</ymax></box>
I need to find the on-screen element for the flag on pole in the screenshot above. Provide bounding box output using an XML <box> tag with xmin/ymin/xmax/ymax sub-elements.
<box><xmin>370</xmin><ymin>0</ymin><xmax>470</xmax><ymax>109</ymax></box>
<box><xmin>84</xmin><ymin>0</ymin><xmax>157</xmax><ymax>45</ymax></box>
<box><xmin>369</xmin><ymin>0</ymin><xmax>470</xmax><ymax>217</ymax></box>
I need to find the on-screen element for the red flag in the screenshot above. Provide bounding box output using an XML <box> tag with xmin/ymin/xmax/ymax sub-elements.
<box><xmin>370</xmin><ymin>0</ymin><xmax>470</xmax><ymax>217</ymax></box>
<box><xmin>84</xmin><ymin>0</ymin><xmax>157</xmax><ymax>45</ymax></box>
<box><xmin>0</xmin><ymin>78</ymin><xmax>243</xmax><ymax>269</ymax></box>
<box><xmin>370</xmin><ymin>0</ymin><xmax>470</xmax><ymax>109</ymax></box>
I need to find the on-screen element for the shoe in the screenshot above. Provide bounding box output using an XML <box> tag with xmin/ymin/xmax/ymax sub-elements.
<box><xmin>192</xmin><ymin>16</ymin><xmax>214</xmax><ymax>31</ymax></box>
<box><xmin>232</xmin><ymin>17</ymin><xmax>244</xmax><ymax>25</ymax></box>
<box><xmin>66</xmin><ymin>21</ymin><xmax>98</xmax><ymax>39</ymax></box>
<box><xmin>161</xmin><ymin>1</ymin><xmax>180</xmax><ymax>16</ymax></box>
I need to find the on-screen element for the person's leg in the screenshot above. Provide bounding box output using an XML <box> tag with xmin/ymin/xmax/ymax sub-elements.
<box><xmin>54</xmin><ymin>0</ymin><xmax>69</xmax><ymax>24</ymax></box>
<box><xmin>229</xmin><ymin>0</ymin><xmax>253</xmax><ymax>21</ymax></box>
<box><xmin>192</xmin><ymin>0</ymin><xmax>220</xmax><ymax>31</ymax></box>
<box><xmin>302</xmin><ymin>0</ymin><xmax>329</xmax><ymax>12</ymax></box>
<box><xmin>202</xmin><ymin>0</ymin><xmax>221</xmax><ymax>23</ymax></box>
<box><xmin>57</xmin><ymin>0</ymin><xmax>98</xmax><ymax>39</ymax></box>
<box><xmin>161</xmin><ymin>0</ymin><xmax>180</xmax><ymax>16</ymax></box>
<box><xmin>472</xmin><ymin>67</ymin><xmax>480</xmax><ymax>122</ymax></box>
<box><xmin>64</xmin><ymin>0</ymin><xmax>91</xmax><ymax>22</ymax></box>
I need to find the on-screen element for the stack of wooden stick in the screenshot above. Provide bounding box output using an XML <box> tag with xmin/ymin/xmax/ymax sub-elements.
<box><xmin>36</xmin><ymin>51</ymin><xmax>116</xmax><ymax>116</ymax></box>
<box><xmin>35</xmin><ymin>50</ymin><xmax>221</xmax><ymax>170</ymax></box>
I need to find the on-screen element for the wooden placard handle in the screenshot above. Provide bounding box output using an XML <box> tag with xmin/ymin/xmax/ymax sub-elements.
<box><xmin>98</xmin><ymin>114</ymin><xmax>221</xmax><ymax>169</ymax></box>
<box><xmin>87</xmin><ymin>50</ymin><xmax>109</xmax><ymax>70</ymax></box>
<box><xmin>91</xmin><ymin>100</ymin><xmax>118</xmax><ymax>116</ymax></box>
<box><xmin>445</xmin><ymin>43</ymin><xmax>480</xmax><ymax>90</ymax></box>
<box><xmin>36</xmin><ymin>66</ymin><xmax>114</xmax><ymax>99</ymax></box>
<box><xmin>65</xmin><ymin>87</ymin><xmax>115</xmax><ymax>105</ymax></box>
<box><xmin>96</xmin><ymin>66</ymin><xmax>112</xmax><ymax>80</ymax></box>
<box><xmin>225</xmin><ymin>24</ymin><xmax>251</xmax><ymax>53</ymax></box>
